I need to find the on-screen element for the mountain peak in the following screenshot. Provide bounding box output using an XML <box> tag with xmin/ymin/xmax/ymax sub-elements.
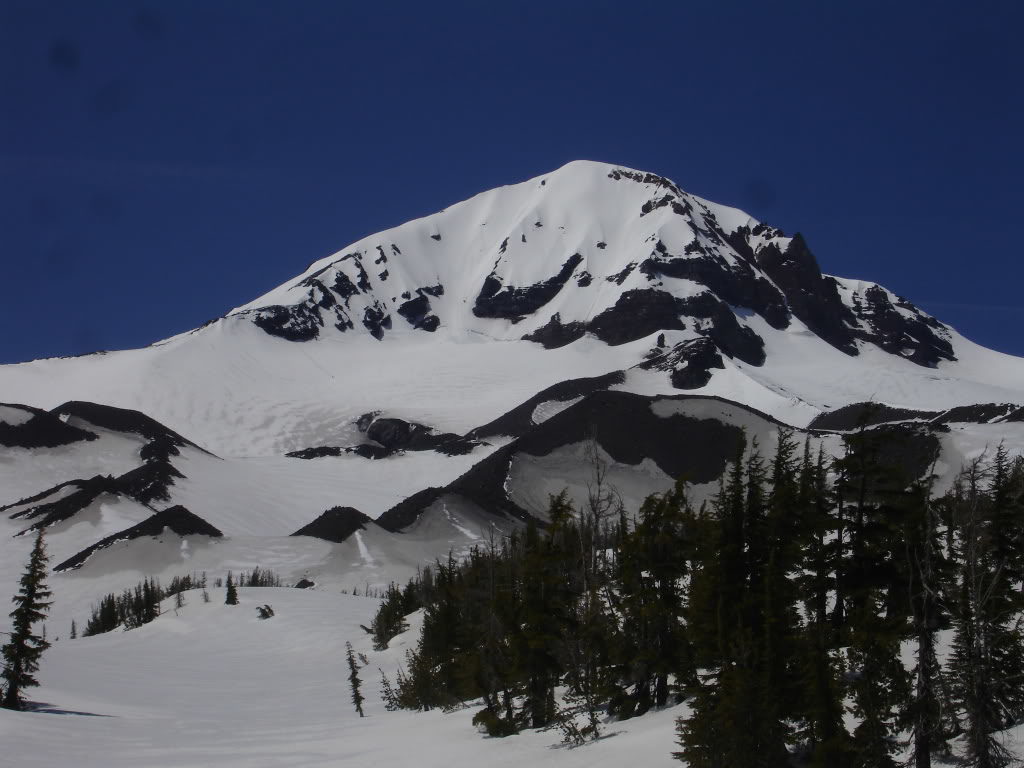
<box><xmin>220</xmin><ymin>160</ymin><xmax>953</xmax><ymax>375</ymax></box>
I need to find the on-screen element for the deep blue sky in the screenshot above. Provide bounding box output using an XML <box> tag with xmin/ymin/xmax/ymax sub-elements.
<box><xmin>2</xmin><ymin>0</ymin><xmax>1022</xmax><ymax>363</ymax></box>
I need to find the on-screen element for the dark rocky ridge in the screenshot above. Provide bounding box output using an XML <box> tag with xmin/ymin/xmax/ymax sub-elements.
<box><xmin>521</xmin><ymin>312</ymin><xmax>587</xmax><ymax>349</ymax></box>
<box><xmin>378</xmin><ymin>390</ymin><xmax>946</xmax><ymax>540</ymax></box>
<box><xmin>809</xmin><ymin>401</ymin><xmax>1024</xmax><ymax>431</ymax></box>
<box><xmin>0</xmin><ymin>479</ymin><xmax>86</xmax><ymax>515</ymax></box>
<box><xmin>291</xmin><ymin>506</ymin><xmax>375</xmax><ymax>543</ymax></box>
<box><xmin>468</xmin><ymin>370</ymin><xmax>625</xmax><ymax>439</ymax></box>
<box><xmin>54</xmin><ymin>505</ymin><xmax>223</xmax><ymax>572</ymax></box>
<box><xmin>473</xmin><ymin>253</ymin><xmax>584</xmax><ymax>322</ymax></box>
<box><xmin>639</xmin><ymin>338</ymin><xmax>725</xmax><ymax>390</ymax></box>
<box><xmin>0</xmin><ymin>403</ymin><xmax>98</xmax><ymax>449</ymax></box>
<box><xmin>52</xmin><ymin>401</ymin><xmax>206</xmax><ymax>455</ymax></box>
<box><xmin>809</xmin><ymin>403</ymin><xmax>940</xmax><ymax>431</ymax></box>
<box><xmin>10</xmin><ymin>458</ymin><xmax>187</xmax><ymax>533</ymax></box>
<box><xmin>287</xmin><ymin>414</ymin><xmax>479</xmax><ymax>460</ymax></box>
<box><xmin>379</xmin><ymin>393</ymin><xmax>763</xmax><ymax>534</ymax></box>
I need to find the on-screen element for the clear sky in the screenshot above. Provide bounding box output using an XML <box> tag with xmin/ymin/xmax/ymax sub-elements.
<box><xmin>2</xmin><ymin>0</ymin><xmax>1022</xmax><ymax>364</ymax></box>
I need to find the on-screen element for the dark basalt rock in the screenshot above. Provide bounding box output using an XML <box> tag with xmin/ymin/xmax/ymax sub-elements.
<box><xmin>473</xmin><ymin>253</ymin><xmax>584</xmax><ymax>322</ymax></box>
<box><xmin>115</xmin><ymin>460</ymin><xmax>185</xmax><ymax>505</ymax></box>
<box><xmin>252</xmin><ymin>304</ymin><xmax>322</xmax><ymax>342</ymax></box>
<box><xmin>417</xmin><ymin>284</ymin><xmax>444</xmax><ymax>298</ymax></box>
<box><xmin>576</xmin><ymin>271</ymin><xmax>593</xmax><ymax>287</ymax></box>
<box><xmin>364</xmin><ymin>416</ymin><xmax>478</xmax><ymax>456</ymax></box>
<box><xmin>14</xmin><ymin>443</ymin><xmax>186</xmax><ymax>530</ymax></box>
<box><xmin>397</xmin><ymin>294</ymin><xmax>440</xmax><ymax>332</ymax></box>
<box><xmin>1003</xmin><ymin>407</ymin><xmax>1024</xmax><ymax>423</ymax></box>
<box><xmin>140</xmin><ymin>435</ymin><xmax>181</xmax><ymax>463</ymax></box>
<box><xmin>375</xmin><ymin>486</ymin><xmax>446</xmax><ymax>533</ymax></box>
<box><xmin>588</xmin><ymin>289</ymin><xmax>688</xmax><ymax>346</ymax></box>
<box><xmin>295</xmin><ymin>578</ymin><xmax>315</xmax><ymax>589</ymax></box>
<box><xmin>291</xmin><ymin>506</ymin><xmax>373</xmax><ymax>544</ymax></box>
<box><xmin>286</xmin><ymin>446</ymin><xmax>345</xmax><ymax>459</ymax></box>
<box><xmin>0</xmin><ymin>403</ymin><xmax>97</xmax><ymax>449</ymax></box>
<box><xmin>9</xmin><ymin>476</ymin><xmax>111</xmax><ymax>523</ymax></box>
<box><xmin>362</xmin><ymin>303</ymin><xmax>392</xmax><ymax>340</ymax></box>
<box><xmin>640</xmin><ymin>338</ymin><xmax>725</xmax><ymax>390</ymax></box>
<box><xmin>640</xmin><ymin>194</ymin><xmax>678</xmax><ymax>217</ymax></box>
<box><xmin>51</xmin><ymin>399</ymin><xmax>209</xmax><ymax>460</ymax></box>
<box><xmin>522</xmin><ymin>312</ymin><xmax>587</xmax><ymax>349</ymax></box>
<box><xmin>53</xmin><ymin>401</ymin><xmax>197</xmax><ymax>451</ymax></box>
<box><xmin>54</xmin><ymin>506</ymin><xmax>223</xmax><ymax>572</ymax></box>
<box><xmin>1</xmin><ymin>479</ymin><xmax>87</xmax><ymax>515</ymax></box>
<box><xmin>351</xmin><ymin>444</ymin><xmax>391</xmax><ymax>460</ymax></box>
<box><xmin>606</xmin><ymin>262</ymin><xmax>637</xmax><ymax>285</ymax></box>
<box><xmin>512</xmin><ymin>392</ymin><xmax>753</xmax><ymax>482</ymax></box>
<box><xmin>366</xmin><ymin>418</ymin><xmax>415</xmax><ymax>450</ymax></box>
<box><xmin>332</xmin><ymin>271</ymin><xmax>360</xmax><ymax>300</ymax></box>
<box><xmin>809</xmin><ymin>402</ymin><xmax>940</xmax><ymax>431</ymax></box>
<box><xmin>469</xmin><ymin>371</ymin><xmax>626</xmax><ymax>439</ymax></box>
<box><xmin>677</xmin><ymin>293</ymin><xmax>765</xmax><ymax>366</ymax></box>
<box><xmin>607</xmin><ymin>168</ymin><xmax>682</xmax><ymax>195</ymax></box>
<box><xmin>850</xmin><ymin>286</ymin><xmax>954</xmax><ymax>367</ymax></box>
<box><xmin>749</xmin><ymin>233</ymin><xmax>859</xmax><ymax>355</ymax></box>
<box><xmin>933</xmin><ymin>403</ymin><xmax>1021</xmax><ymax>425</ymax></box>
<box><xmin>382</xmin><ymin>392</ymin><xmax>767</xmax><ymax>533</ymax></box>
<box><xmin>640</xmin><ymin>250</ymin><xmax>790</xmax><ymax>331</ymax></box>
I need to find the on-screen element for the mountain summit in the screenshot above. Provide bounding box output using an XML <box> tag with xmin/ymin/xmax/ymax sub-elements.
<box><xmin>1</xmin><ymin>161</ymin><xmax>1020</xmax><ymax>458</ymax></box>
<box><xmin>234</xmin><ymin>159</ymin><xmax>951</xmax><ymax>367</ymax></box>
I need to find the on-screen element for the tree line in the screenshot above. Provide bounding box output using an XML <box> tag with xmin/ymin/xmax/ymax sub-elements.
<box><xmin>370</xmin><ymin>428</ymin><xmax>1024</xmax><ymax>767</ymax></box>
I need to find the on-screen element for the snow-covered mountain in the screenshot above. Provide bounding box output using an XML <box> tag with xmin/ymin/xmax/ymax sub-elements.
<box><xmin>3</xmin><ymin>159</ymin><xmax>1024</xmax><ymax>639</ymax></box>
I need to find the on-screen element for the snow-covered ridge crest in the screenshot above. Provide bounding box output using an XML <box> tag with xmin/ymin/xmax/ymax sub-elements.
<box><xmin>223</xmin><ymin>159</ymin><xmax>954</xmax><ymax>370</ymax></box>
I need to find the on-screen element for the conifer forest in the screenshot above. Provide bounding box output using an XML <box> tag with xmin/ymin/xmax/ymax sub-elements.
<box><xmin>371</xmin><ymin>429</ymin><xmax>1024</xmax><ymax>768</ymax></box>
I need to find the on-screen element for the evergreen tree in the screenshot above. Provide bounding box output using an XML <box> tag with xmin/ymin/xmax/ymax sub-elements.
<box><xmin>69</xmin><ymin>619</ymin><xmax>77</xmax><ymax>640</ymax></box>
<box><xmin>517</xmin><ymin>501</ymin><xmax>573</xmax><ymax>728</ymax></box>
<box><xmin>346</xmin><ymin>641</ymin><xmax>365</xmax><ymax>717</ymax></box>
<box><xmin>948</xmin><ymin>457</ymin><xmax>1021</xmax><ymax>768</ymax></box>
<box><xmin>225</xmin><ymin>572</ymin><xmax>239</xmax><ymax>605</ymax></box>
<box><xmin>1</xmin><ymin>531</ymin><xmax>53</xmax><ymax>711</ymax></box>
<box><xmin>794</xmin><ymin>445</ymin><xmax>852</xmax><ymax>767</ymax></box>
<box><xmin>904</xmin><ymin>462</ymin><xmax>954</xmax><ymax>768</ymax></box>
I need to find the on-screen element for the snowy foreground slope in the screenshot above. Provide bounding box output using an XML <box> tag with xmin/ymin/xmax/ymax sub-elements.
<box><xmin>2</xmin><ymin>160</ymin><xmax>1024</xmax><ymax>765</ymax></box>
<box><xmin>3</xmin><ymin>588</ymin><xmax>1022</xmax><ymax>768</ymax></box>
<box><xmin>0</xmin><ymin>588</ymin><xmax>691</xmax><ymax>768</ymax></box>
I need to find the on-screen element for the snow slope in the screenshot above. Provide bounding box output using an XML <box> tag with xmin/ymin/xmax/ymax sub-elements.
<box><xmin>0</xmin><ymin>587</ymin><xmax>689</xmax><ymax>768</ymax></box>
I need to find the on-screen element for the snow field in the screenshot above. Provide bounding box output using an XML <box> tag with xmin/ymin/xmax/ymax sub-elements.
<box><xmin>0</xmin><ymin>587</ymin><xmax>687</xmax><ymax>768</ymax></box>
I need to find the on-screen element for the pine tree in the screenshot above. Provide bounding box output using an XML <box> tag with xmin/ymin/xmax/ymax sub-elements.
<box><xmin>69</xmin><ymin>619</ymin><xmax>77</xmax><ymax>640</ymax></box>
<box><xmin>225</xmin><ymin>572</ymin><xmax>239</xmax><ymax>605</ymax></box>
<box><xmin>346</xmin><ymin>641</ymin><xmax>365</xmax><ymax>717</ymax></box>
<box><xmin>904</xmin><ymin>461</ymin><xmax>954</xmax><ymax>768</ymax></box>
<box><xmin>1</xmin><ymin>531</ymin><xmax>53</xmax><ymax>710</ymax></box>
<box><xmin>793</xmin><ymin>444</ymin><xmax>852</xmax><ymax>767</ymax></box>
<box><xmin>948</xmin><ymin>457</ymin><xmax>1021</xmax><ymax>768</ymax></box>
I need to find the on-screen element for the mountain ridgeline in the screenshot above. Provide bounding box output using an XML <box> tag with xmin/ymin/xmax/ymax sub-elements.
<box><xmin>235</xmin><ymin>162</ymin><xmax>954</xmax><ymax>376</ymax></box>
